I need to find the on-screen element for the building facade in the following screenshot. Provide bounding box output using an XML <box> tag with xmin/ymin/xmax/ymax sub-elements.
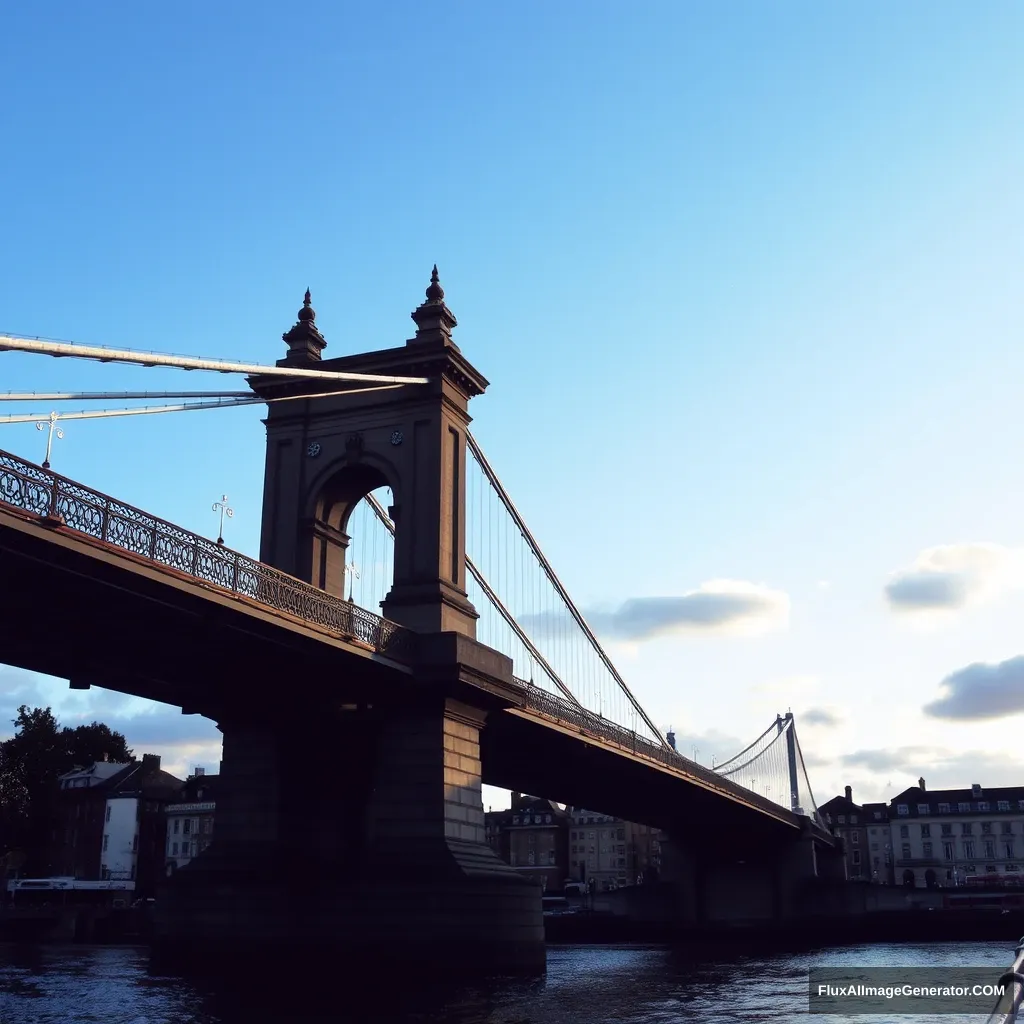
<box><xmin>165</xmin><ymin>770</ymin><xmax>217</xmax><ymax>874</ymax></box>
<box><xmin>861</xmin><ymin>800</ymin><xmax>894</xmax><ymax>884</ymax></box>
<box><xmin>484</xmin><ymin>795</ymin><xmax>568</xmax><ymax>893</ymax></box>
<box><xmin>568</xmin><ymin>807</ymin><xmax>660</xmax><ymax>891</ymax></box>
<box><xmin>820</xmin><ymin>786</ymin><xmax>870</xmax><ymax>880</ymax></box>
<box><xmin>890</xmin><ymin>780</ymin><xmax>1024</xmax><ymax>889</ymax></box>
<box><xmin>50</xmin><ymin>754</ymin><xmax>182</xmax><ymax>898</ymax></box>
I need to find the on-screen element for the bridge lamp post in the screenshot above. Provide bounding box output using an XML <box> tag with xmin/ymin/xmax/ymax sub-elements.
<box><xmin>36</xmin><ymin>411</ymin><xmax>63</xmax><ymax>469</ymax></box>
<box><xmin>212</xmin><ymin>495</ymin><xmax>233</xmax><ymax>546</ymax></box>
<box><xmin>344</xmin><ymin>562</ymin><xmax>360</xmax><ymax>602</ymax></box>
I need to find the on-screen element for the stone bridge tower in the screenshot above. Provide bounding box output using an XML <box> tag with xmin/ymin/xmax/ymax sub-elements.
<box><xmin>250</xmin><ymin>269</ymin><xmax>482</xmax><ymax>636</ymax></box>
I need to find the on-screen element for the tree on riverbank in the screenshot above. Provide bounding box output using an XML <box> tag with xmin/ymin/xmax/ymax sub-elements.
<box><xmin>0</xmin><ymin>705</ymin><xmax>132</xmax><ymax>875</ymax></box>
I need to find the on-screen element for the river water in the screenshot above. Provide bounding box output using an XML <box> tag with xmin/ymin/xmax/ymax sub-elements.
<box><xmin>0</xmin><ymin>941</ymin><xmax>1015</xmax><ymax>1022</ymax></box>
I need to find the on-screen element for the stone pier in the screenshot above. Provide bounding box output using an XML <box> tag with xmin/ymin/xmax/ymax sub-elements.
<box><xmin>154</xmin><ymin>688</ymin><xmax>544</xmax><ymax>979</ymax></box>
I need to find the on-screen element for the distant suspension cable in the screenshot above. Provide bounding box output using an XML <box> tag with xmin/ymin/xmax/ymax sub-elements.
<box><xmin>362</xmin><ymin>492</ymin><xmax>584</xmax><ymax>710</ymax></box>
<box><xmin>0</xmin><ymin>385</ymin><xmax>405</xmax><ymax>424</ymax></box>
<box><xmin>712</xmin><ymin>719</ymin><xmax>781</xmax><ymax>773</ymax></box>
<box><xmin>465</xmin><ymin>431</ymin><xmax>668</xmax><ymax>748</ymax></box>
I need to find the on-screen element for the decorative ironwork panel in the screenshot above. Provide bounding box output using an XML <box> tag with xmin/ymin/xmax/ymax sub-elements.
<box><xmin>0</xmin><ymin>447</ymin><xmax>417</xmax><ymax>664</ymax></box>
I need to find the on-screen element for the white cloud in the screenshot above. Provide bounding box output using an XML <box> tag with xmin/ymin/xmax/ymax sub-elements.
<box><xmin>522</xmin><ymin>579</ymin><xmax>790</xmax><ymax>644</ymax></box>
<box><xmin>801</xmin><ymin>706</ymin><xmax>843</xmax><ymax>728</ymax></box>
<box><xmin>924</xmin><ymin>655</ymin><xmax>1024</xmax><ymax>721</ymax></box>
<box><xmin>884</xmin><ymin>543</ymin><xmax>1024</xmax><ymax>615</ymax></box>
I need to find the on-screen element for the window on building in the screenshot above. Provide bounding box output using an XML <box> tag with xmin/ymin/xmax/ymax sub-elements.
<box><xmin>963</xmin><ymin>841</ymin><xmax>976</xmax><ymax>859</ymax></box>
<box><xmin>1007</xmin><ymin>842</ymin><xmax>1017</xmax><ymax>859</ymax></box>
<box><xmin>1018</xmin><ymin>801</ymin><xmax>1024</xmax><ymax>811</ymax></box>
<box><xmin>512</xmin><ymin>817</ymin><xmax>519</xmax><ymax>825</ymax></box>
<box><xmin>102</xmin><ymin>834</ymin><xmax>109</xmax><ymax>851</ymax></box>
<box><xmin>985</xmin><ymin>841</ymin><xmax>996</xmax><ymax>859</ymax></box>
<box><xmin>938</xmin><ymin>803</ymin><xmax>950</xmax><ymax>814</ymax></box>
<box><xmin>1003</xmin><ymin>823</ymin><xmax>1014</xmax><ymax>835</ymax></box>
<box><xmin>943</xmin><ymin>843</ymin><xmax>954</xmax><ymax>861</ymax></box>
<box><xmin>851</xmin><ymin>832</ymin><xmax>859</xmax><ymax>845</ymax></box>
<box><xmin>897</xmin><ymin>805</ymin><xmax>909</xmax><ymax>816</ymax></box>
<box><xmin>958</xmin><ymin>802</ymin><xmax>971</xmax><ymax>812</ymax></box>
<box><xmin>545</xmin><ymin>815</ymin><xmax>551</xmax><ymax>824</ymax></box>
<box><xmin>172</xmin><ymin>842</ymin><xmax>178</xmax><ymax>856</ymax></box>
<box><xmin>851</xmin><ymin>850</ymin><xmax>861</xmax><ymax>865</ymax></box>
<box><xmin>173</xmin><ymin>819</ymin><xmax>180</xmax><ymax>834</ymax></box>
<box><xmin>982</xmin><ymin>823</ymin><xmax>993</xmax><ymax>834</ymax></box>
<box><xmin>978</xmin><ymin>801</ymin><xmax>990</xmax><ymax>811</ymax></box>
<box><xmin>917</xmin><ymin>804</ymin><xmax>929</xmax><ymax>814</ymax></box>
<box><xmin>547</xmin><ymin>850</ymin><xmax>556</xmax><ymax>865</ymax></box>
<box><xmin>901</xmin><ymin>843</ymin><xmax>911</xmax><ymax>859</ymax></box>
<box><xmin>617</xmin><ymin>828</ymin><xmax>625</xmax><ymax>840</ymax></box>
<box><xmin>871</xmin><ymin>843</ymin><xmax>879</xmax><ymax>851</ymax></box>
<box><xmin>850</xmin><ymin>815</ymin><xmax>858</xmax><ymax>824</ymax></box>
<box><xmin>920</xmin><ymin>824</ymin><xmax>931</xmax><ymax>838</ymax></box>
<box><xmin>922</xmin><ymin>842</ymin><xmax>933</xmax><ymax>857</ymax></box>
<box><xmin>527</xmin><ymin>851</ymin><xmax>535</xmax><ymax>865</ymax></box>
<box><xmin>900</xmin><ymin>825</ymin><xmax>909</xmax><ymax>838</ymax></box>
<box><xmin>870</xmin><ymin>828</ymin><xmax>877</xmax><ymax>836</ymax></box>
<box><xmin>202</xmin><ymin>819</ymin><xmax>211</xmax><ymax>833</ymax></box>
<box><xmin>998</xmin><ymin>800</ymin><xmax>1011</xmax><ymax>812</ymax></box>
<box><xmin>961</xmin><ymin>823</ymin><xmax>973</xmax><ymax>836</ymax></box>
<box><xmin>589</xmin><ymin>831</ymin><xmax>595</xmax><ymax>839</ymax></box>
<box><xmin>941</xmin><ymin>824</ymin><xmax>953</xmax><ymax>836</ymax></box>
<box><xmin>838</xmin><ymin>815</ymin><xmax>846</xmax><ymax>824</ymax></box>
<box><xmin>183</xmin><ymin>819</ymin><xmax>192</xmax><ymax>834</ymax></box>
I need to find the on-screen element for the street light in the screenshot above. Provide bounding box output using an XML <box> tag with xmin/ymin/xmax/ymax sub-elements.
<box><xmin>36</xmin><ymin>411</ymin><xmax>63</xmax><ymax>469</ymax></box>
<box><xmin>212</xmin><ymin>495</ymin><xmax>233</xmax><ymax>546</ymax></box>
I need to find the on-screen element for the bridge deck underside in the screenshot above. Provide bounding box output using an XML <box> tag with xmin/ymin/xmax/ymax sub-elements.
<box><xmin>0</xmin><ymin>507</ymin><xmax>405</xmax><ymax>716</ymax></box>
<box><xmin>481</xmin><ymin>708</ymin><xmax>800</xmax><ymax>844</ymax></box>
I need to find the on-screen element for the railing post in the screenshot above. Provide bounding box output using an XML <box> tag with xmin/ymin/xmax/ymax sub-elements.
<box><xmin>231</xmin><ymin>552</ymin><xmax>239</xmax><ymax>593</ymax></box>
<box><xmin>100</xmin><ymin>495</ymin><xmax>110</xmax><ymax>544</ymax></box>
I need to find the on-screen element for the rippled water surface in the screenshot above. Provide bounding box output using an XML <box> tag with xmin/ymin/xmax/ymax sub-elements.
<box><xmin>0</xmin><ymin>941</ymin><xmax>1014</xmax><ymax>1022</ymax></box>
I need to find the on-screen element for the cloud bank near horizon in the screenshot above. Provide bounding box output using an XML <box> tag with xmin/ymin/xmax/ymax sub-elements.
<box><xmin>0</xmin><ymin>665</ymin><xmax>221</xmax><ymax>778</ymax></box>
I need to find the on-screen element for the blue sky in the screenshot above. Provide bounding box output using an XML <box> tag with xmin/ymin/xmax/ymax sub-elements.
<box><xmin>1</xmin><ymin>4</ymin><xmax>1022</xmax><ymax>809</ymax></box>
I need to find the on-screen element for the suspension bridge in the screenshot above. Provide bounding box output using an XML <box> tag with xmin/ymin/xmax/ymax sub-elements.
<box><xmin>0</xmin><ymin>271</ymin><xmax>842</xmax><ymax>974</ymax></box>
<box><xmin>0</xmin><ymin>281</ymin><xmax>822</xmax><ymax>832</ymax></box>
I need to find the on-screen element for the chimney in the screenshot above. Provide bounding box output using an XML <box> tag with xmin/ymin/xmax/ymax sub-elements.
<box><xmin>141</xmin><ymin>753</ymin><xmax>161</xmax><ymax>774</ymax></box>
<box><xmin>666</xmin><ymin>729</ymin><xmax>677</xmax><ymax>751</ymax></box>
<box><xmin>845</xmin><ymin>785</ymin><xmax>852</xmax><ymax>802</ymax></box>
<box><xmin>918</xmin><ymin>777</ymin><xmax>926</xmax><ymax>791</ymax></box>
<box><xmin>511</xmin><ymin>792</ymin><xmax>522</xmax><ymax>811</ymax></box>
<box><xmin>194</xmin><ymin>766</ymin><xmax>205</xmax><ymax>777</ymax></box>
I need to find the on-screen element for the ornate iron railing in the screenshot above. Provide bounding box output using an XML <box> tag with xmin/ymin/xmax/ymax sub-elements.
<box><xmin>510</xmin><ymin>676</ymin><xmax>804</xmax><ymax>824</ymax></box>
<box><xmin>0</xmin><ymin>448</ymin><xmax>418</xmax><ymax>663</ymax></box>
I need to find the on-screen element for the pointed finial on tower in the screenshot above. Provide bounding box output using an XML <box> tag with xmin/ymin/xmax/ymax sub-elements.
<box><xmin>282</xmin><ymin>286</ymin><xmax>326</xmax><ymax>361</ymax></box>
<box><xmin>409</xmin><ymin>265</ymin><xmax>457</xmax><ymax>346</ymax></box>
<box><xmin>425</xmin><ymin>264</ymin><xmax>444</xmax><ymax>303</ymax></box>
